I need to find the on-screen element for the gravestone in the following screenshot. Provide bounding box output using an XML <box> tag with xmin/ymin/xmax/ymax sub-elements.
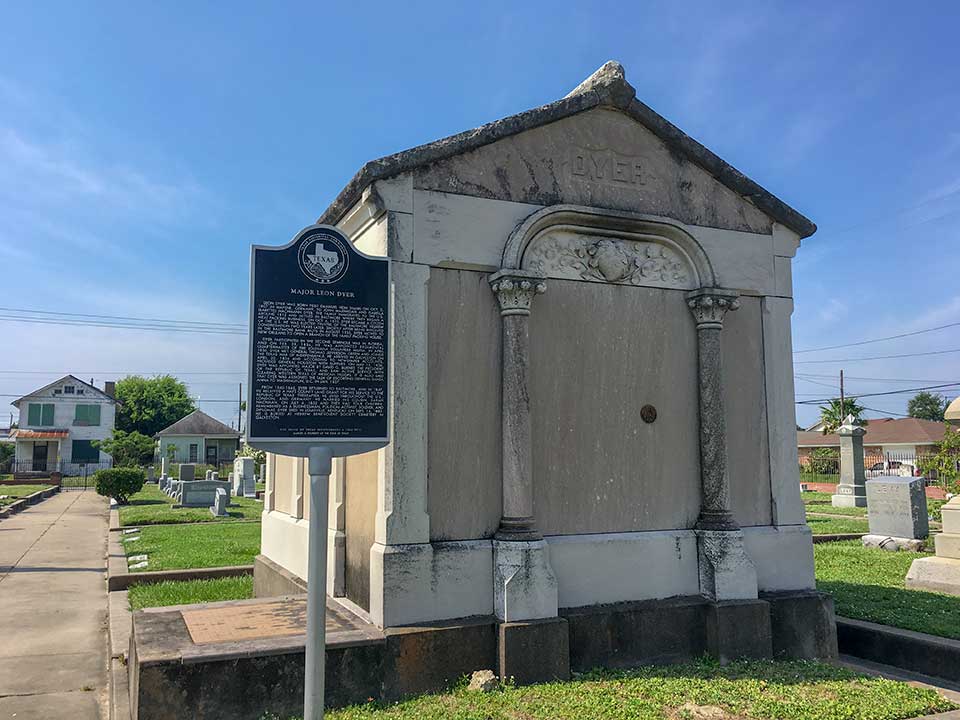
<box><xmin>147</xmin><ymin>466</ymin><xmax>156</xmax><ymax>483</ymax></box>
<box><xmin>234</xmin><ymin>457</ymin><xmax>256</xmax><ymax>498</ymax></box>
<box><xmin>907</xmin><ymin>496</ymin><xmax>960</xmax><ymax>594</ymax></box>
<box><xmin>180</xmin><ymin>480</ymin><xmax>232</xmax><ymax>508</ymax></box>
<box><xmin>179</xmin><ymin>464</ymin><xmax>196</xmax><ymax>482</ymax></box>
<box><xmin>206</xmin><ymin>469</ymin><xmax>214</xmax><ymax>481</ymax></box>
<box><xmin>862</xmin><ymin>476</ymin><xmax>928</xmax><ymax>551</ymax></box>
<box><xmin>210</xmin><ymin>488</ymin><xmax>228</xmax><ymax>517</ymax></box>
<box><xmin>832</xmin><ymin>416</ymin><xmax>867</xmax><ymax>508</ymax></box>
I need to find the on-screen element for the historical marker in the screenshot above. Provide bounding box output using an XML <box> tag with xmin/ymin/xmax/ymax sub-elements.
<box><xmin>247</xmin><ymin>224</ymin><xmax>390</xmax><ymax>455</ymax></box>
<box><xmin>246</xmin><ymin>223</ymin><xmax>390</xmax><ymax>720</ymax></box>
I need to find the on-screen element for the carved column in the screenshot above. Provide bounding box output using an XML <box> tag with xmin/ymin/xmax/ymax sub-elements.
<box><xmin>489</xmin><ymin>270</ymin><xmax>547</xmax><ymax>539</ymax></box>
<box><xmin>489</xmin><ymin>269</ymin><xmax>558</xmax><ymax>624</ymax></box>
<box><xmin>686</xmin><ymin>287</ymin><xmax>758</xmax><ymax>600</ymax></box>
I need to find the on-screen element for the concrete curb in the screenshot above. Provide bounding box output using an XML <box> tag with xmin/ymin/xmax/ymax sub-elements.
<box><xmin>838</xmin><ymin>617</ymin><xmax>960</xmax><ymax>684</ymax></box>
<box><xmin>109</xmin><ymin>517</ymin><xmax>261</xmax><ymax>532</ymax></box>
<box><xmin>109</xmin><ymin>564</ymin><xmax>255</xmax><ymax>591</ymax></box>
<box><xmin>0</xmin><ymin>485</ymin><xmax>61</xmax><ymax>520</ymax></box>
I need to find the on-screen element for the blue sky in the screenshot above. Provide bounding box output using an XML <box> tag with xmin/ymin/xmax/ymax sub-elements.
<box><xmin>1</xmin><ymin>1</ymin><xmax>958</xmax><ymax>429</ymax></box>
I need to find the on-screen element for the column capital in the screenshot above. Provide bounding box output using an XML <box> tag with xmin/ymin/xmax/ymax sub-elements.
<box><xmin>686</xmin><ymin>287</ymin><xmax>740</xmax><ymax>329</ymax></box>
<box><xmin>490</xmin><ymin>270</ymin><xmax>546</xmax><ymax>317</ymax></box>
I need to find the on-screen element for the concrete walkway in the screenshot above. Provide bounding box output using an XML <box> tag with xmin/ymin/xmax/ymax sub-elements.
<box><xmin>0</xmin><ymin>491</ymin><xmax>109</xmax><ymax>719</ymax></box>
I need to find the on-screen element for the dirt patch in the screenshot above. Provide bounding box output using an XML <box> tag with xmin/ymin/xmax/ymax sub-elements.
<box><xmin>670</xmin><ymin>702</ymin><xmax>742</xmax><ymax>720</ymax></box>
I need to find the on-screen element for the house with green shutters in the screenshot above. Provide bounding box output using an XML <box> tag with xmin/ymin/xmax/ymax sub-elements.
<box><xmin>10</xmin><ymin>375</ymin><xmax>117</xmax><ymax>475</ymax></box>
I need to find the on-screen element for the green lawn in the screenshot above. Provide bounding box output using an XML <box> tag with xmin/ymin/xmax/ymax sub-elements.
<box><xmin>801</xmin><ymin>491</ymin><xmax>868</xmax><ymax>518</ymax></box>
<box><xmin>815</xmin><ymin>540</ymin><xmax>960</xmax><ymax>640</ymax></box>
<box><xmin>118</xmin><ymin>483</ymin><xmax>263</xmax><ymax>526</ymax></box>
<box><xmin>806</xmin><ymin>516</ymin><xmax>869</xmax><ymax>535</ymax></box>
<box><xmin>128</xmin><ymin>575</ymin><xmax>254</xmax><ymax>610</ymax></box>
<box><xmin>121</xmin><ymin>521</ymin><xmax>261</xmax><ymax>572</ymax></box>
<box><xmin>0</xmin><ymin>484</ymin><xmax>52</xmax><ymax>506</ymax></box>
<box><xmin>264</xmin><ymin>659</ymin><xmax>955</xmax><ymax>720</ymax></box>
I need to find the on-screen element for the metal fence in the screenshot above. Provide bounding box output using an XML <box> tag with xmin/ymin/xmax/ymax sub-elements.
<box><xmin>0</xmin><ymin>459</ymin><xmax>114</xmax><ymax>489</ymax></box>
<box><xmin>800</xmin><ymin>449</ymin><xmax>958</xmax><ymax>491</ymax></box>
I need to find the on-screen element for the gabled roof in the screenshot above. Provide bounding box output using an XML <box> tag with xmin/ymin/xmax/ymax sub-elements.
<box><xmin>156</xmin><ymin>409</ymin><xmax>239</xmax><ymax>438</ymax></box>
<box><xmin>798</xmin><ymin>418</ymin><xmax>953</xmax><ymax>447</ymax></box>
<box><xmin>11</xmin><ymin>374</ymin><xmax>117</xmax><ymax>409</ymax></box>
<box><xmin>318</xmin><ymin>61</ymin><xmax>816</xmax><ymax>238</ymax></box>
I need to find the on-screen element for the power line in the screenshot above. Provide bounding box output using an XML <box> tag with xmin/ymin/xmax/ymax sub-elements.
<box><xmin>795</xmin><ymin>381</ymin><xmax>960</xmax><ymax>405</ymax></box>
<box><xmin>0</xmin><ymin>370</ymin><xmax>245</xmax><ymax>376</ymax></box>
<box><xmin>0</xmin><ymin>316</ymin><xmax>247</xmax><ymax>336</ymax></box>
<box><xmin>796</xmin><ymin>372</ymin><xmax>960</xmax><ymax>383</ymax></box>
<box><xmin>819</xmin><ymin>185</ymin><xmax>960</xmax><ymax>239</ymax></box>
<box><xmin>794</xmin><ymin>348</ymin><xmax>960</xmax><ymax>364</ymax></box>
<box><xmin>860</xmin><ymin>406</ymin><xmax>912</xmax><ymax>418</ymax></box>
<box><xmin>794</xmin><ymin>321</ymin><xmax>960</xmax><ymax>354</ymax></box>
<box><xmin>0</xmin><ymin>306</ymin><xmax>246</xmax><ymax>329</ymax></box>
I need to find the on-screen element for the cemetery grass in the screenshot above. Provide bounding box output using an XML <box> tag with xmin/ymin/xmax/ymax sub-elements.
<box><xmin>128</xmin><ymin>576</ymin><xmax>254</xmax><ymax>610</ymax></box>
<box><xmin>122</xmin><ymin>522</ymin><xmax>261</xmax><ymax>572</ymax></box>
<box><xmin>815</xmin><ymin>540</ymin><xmax>960</xmax><ymax>640</ymax></box>
<box><xmin>0</xmin><ymin>484</ymin><xmax>52</xmax><ymax>506</ymax></box>
<box><xmin>806</xmin><ymin>516</ymin><xmax>869</xmax><ymax>535</ymax></box>
<box><xmin>119</xmin><ymin>483</ymin><xmax>263</xmax><ymax>526</ymax></box>
<box><xmin>802</xmin><ymin>491</ymin><xmax>867</xmax><ymax>518</ymax></box>
<box><xmin>267</xmin><ymin>659</ymin><xmax>955</xmax><ymax>720</ymax></box>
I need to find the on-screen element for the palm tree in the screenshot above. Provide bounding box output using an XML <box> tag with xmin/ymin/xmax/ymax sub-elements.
<box><xmin>818</xmin><ymin>398</ymin><xmax>867</xmax><ymax>434</ymax></box>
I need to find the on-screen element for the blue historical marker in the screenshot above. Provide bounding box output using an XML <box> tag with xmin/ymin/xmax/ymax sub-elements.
<box><xmin>247</xmin><ymin>224</ymin><xmax>390</xmax><ymax>720</ymax></box>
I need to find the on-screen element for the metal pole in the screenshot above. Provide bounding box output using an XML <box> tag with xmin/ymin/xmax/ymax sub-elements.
<box><xmin>304</xmin><ymin>445</ymin><xmax>332</xmax><ymax>720</ymax></box>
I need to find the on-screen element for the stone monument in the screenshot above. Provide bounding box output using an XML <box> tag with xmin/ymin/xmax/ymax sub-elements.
<box><xmin>234</xmin><ymin>457</ymin><xmax>256</xmax><ymax>498</ymax></box>
<box><xmin>907</xmin><ymin>496</ymin><xmax>960</xmax><ymax>594</ymax></box>
<box><xmin>179</xmin><ymin>464</ymin><xmax>196</xmax><ymax>482</ymax></box>
<box><xmin>251</xmin><ymin>61</ymin><xmax>835</xmax><ymax>689</ymax></box>
<box><xmin>832</xmin><ymin>415</ymin><xmax>867</xmax><ymax>508</ymax></box>
<box><xmin>862</xmin><ymin>477</ymin><xmax>928</xmax><ymax>551</ymax></box>
<box><xmin>210</xmin><ymin>488</ymin><xmax>228</xmax><ymax>517</ymax></box>
<box><xmin>147</xmin><ymin>466</ymin><xmax>155</xmax><ymax>483</ymax></box>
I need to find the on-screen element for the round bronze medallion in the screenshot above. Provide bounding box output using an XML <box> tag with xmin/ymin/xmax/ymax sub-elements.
<box><xmin>640</xmin><ymin>404</ymin><xmax>657</xmax><ymax>424</ymax></box>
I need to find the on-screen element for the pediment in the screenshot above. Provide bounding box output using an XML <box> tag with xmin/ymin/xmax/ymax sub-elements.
<box><xmin>414</xmin><ymin>107</ymin><xmax>772</xmax><ymax>235</ymax></box>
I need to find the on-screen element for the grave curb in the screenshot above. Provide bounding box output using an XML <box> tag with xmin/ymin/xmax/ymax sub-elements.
<box><xmin>110</xmin><ymin>517</ymin><xmax>261</xmax><ymax>532</ymax></box>
<box><xmin>109</xmin><ymin>564</ymin><xmax>255</xmax><ymax>592</ymax></box>
<box><xmin>837</xmin><ymin>617</ymin><xmax>960</xmax><ymax>684</ymax></box>
<box><xmin>0</xmin><ymin>485</ymin><xmax>61</xmax><ymax>520</ymax></box>
<box><xmin>812</xmin><ymin>533</ymin><xmax>865</xmax><ymax>543</ymax></box>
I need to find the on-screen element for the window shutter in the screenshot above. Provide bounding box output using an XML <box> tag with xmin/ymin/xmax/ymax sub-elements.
<box><xmin>41</xmin><ymin>404</ymin><xmax>54</xmax><ymax>426</ymax></box>
<box><xmin>75</xmin><ymin>405</ymin><xmax>86</xmax><ymax>423</ymax></box>
<box><xmin>28</xmin><ymin>404</ymin><xmax>41</xmax><ymax>425</ymax></box>
<box><xmin>91</xmin><ymin>405</ymin><xmax>101</xmax><ymax>426</ymax></box>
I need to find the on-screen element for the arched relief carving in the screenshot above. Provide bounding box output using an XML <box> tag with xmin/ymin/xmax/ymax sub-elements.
<box><xmin>501</xmin><ymin>205</ymin><xmax>715</xmax><ymax>291</ymax></box>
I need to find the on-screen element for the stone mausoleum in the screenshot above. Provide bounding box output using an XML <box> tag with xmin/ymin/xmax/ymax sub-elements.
<box><xmin>255</xmin><ymin>61</ymin><xmax>834</xmax><ymax>691</ymax></box>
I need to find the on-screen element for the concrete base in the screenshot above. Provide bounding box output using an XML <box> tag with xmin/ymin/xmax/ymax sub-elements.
<box><xmin>696</xmin><ymin>529</ymin><xmax>759</xmax><ymax>601</ymax></box>
<box><xmin>906</xmin><ymin>556</ymin><xmax>960</xmax><ymax>596</ymax></box>
<box><xmin>832</xmin><ymin>489</ymin><xmax>867</xmax><ymax>508</ymax></box>
<box><xmin>498</xmin><ymin>617</ymin><xmax>570</xmax><ymax>685</ymax></box>
<box><xmin>862</xmin><ymin>534</ymin><xmax>926</xmax><ymax>552</ymax></box>
<box><xmin>763</xmin><ymin>590</ymin><xmax>838</xmax><ymax>660</ymax></box>
<box><xmin>705</xmin><ymin>600</ymin><xmax>772</xmax><ymax>664</ymax></box>
<box><xmin>493</xmin><ymin>539</ymin><xmax>559</xmax><ymax>621</ymax></box>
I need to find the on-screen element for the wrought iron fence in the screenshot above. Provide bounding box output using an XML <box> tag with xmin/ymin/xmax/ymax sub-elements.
<box><xmin>0</xmin><ymin>459</ymin><xmax>114</xmax><ymax>489</ymax></box>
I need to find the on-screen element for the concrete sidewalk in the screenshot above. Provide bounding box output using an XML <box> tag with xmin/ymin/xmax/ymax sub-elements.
<box><xmin>0</xmin><ymin>491</ymin><xmax>109</xmax><ymax>719</ymax></box>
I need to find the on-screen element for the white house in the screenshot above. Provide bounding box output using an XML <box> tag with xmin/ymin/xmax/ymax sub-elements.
<box><xmin>156</xmin><ymin>410</ymin><xmax>240</xmax><ymax>466</ymax></box>
<box><xmin>10</xmin><ymin>375</ymin><xmax>117</xmax><ymax>475</ymax></box>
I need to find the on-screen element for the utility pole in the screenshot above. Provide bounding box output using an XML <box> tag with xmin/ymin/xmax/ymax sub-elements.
<box><xmin>839</xmin><ymin>369</ymin><xmax>845</xmax><ymax>417</ymax></box>
<box><xmin>238</xmin><ymin>383</ymin><xmax>243</xmax><ymax>434</ymax></box>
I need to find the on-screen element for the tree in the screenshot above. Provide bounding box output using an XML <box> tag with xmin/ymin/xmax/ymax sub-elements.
<box><xmin>95</xmin><ymin>430</ymin><xmax>156</xmax><ymax>467</ymax></box>
<box><xmin>818</xmin><ymin>398</ymin><xmax>867</xmax><ymax>434</ymax></box>
<box><xmin>115</xmin><ymin>375</ymin><xmax>195</xmax><ymax>438</ymax></box>
<box><xmin>907</xmin><ymin>391</ymin><xmax>948</xmax><ymax>422</ymax></box>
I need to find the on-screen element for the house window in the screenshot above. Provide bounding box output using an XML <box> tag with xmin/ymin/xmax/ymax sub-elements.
<box><xmin>77</xmin><ymin>388</ymin><xmax>85</xmax><ymax>395</ymax></box>
<box><xmin>64</xmin><ymin>386</ymin><xmax>75</xmax><ymax>394</ymax></box>
<box><xmin>189</xmin><ymin>444</ymin><xmax>198</xmax><ymax>462</ymax></box>
<box><xmin>71</xmin><ymin>440</ymin><xmax>99</xmax><ymax>464</ymax></box>
<box><xmin>27</xmin><ymin>403</ymin><xmax>55</xmax><ymax>427</ymax></box>
<box><xmin>74</xmin><ymin>404</ymin><xmax>101</xmax><ymax>426</ymax></box>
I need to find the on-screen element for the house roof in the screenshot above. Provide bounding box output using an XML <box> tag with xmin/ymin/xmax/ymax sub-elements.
<box><xmin>798</xmin><ymin>418</ymin><xmax>953</xmax><ymax>447</ymax></box>
<box><xmin>10</xmin><ymin>375</ymin><xmax>117</xmax><ymax>409</ymax></box>
<box><xmin>156</xmin><ymin>410</ymin><xmax>240</xmax><ymax>438</ymax></box>
<box><xmin>317</xmin><ymin>61</ymin><xmax>817</xmax><ymax>239</ymax></box>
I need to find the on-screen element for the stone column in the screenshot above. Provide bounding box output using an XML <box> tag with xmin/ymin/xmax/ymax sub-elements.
<box><xmin>489</xmin><ymin>269</ymin><xmax>559</xmax><ymax>625</ymax></box>
<box><xmin>832</xmin><ymin>417</ymin><xmax>867</xmax><ymax>508</ymax></box>
<box><xmin>686</xmin><ymin>288</ymin><xmax>758</xmax><ymax>601</ymax></box>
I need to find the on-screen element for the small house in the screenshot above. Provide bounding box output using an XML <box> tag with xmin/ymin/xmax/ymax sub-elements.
<box><xmin>9</xmin><ymin>375</ymin><xmax>117</xmax><ymax>475</ymax></box>
<box><xmin>156</xmin><ymin>410</ymin><xmax>240</xmax><ymax>466</ymax></box>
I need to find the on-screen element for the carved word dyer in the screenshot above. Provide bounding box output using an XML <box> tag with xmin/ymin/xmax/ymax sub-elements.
<box><xmin>569</xmin><ymin>147</ymin><xmax>645</xmax><ymax>187</ymax></box>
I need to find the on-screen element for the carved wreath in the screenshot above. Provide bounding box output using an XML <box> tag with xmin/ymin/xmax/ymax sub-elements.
<box><xmin>525</xmin><ymin>234</ymin><xmax>689</xmax><ymax>287</ymax></box>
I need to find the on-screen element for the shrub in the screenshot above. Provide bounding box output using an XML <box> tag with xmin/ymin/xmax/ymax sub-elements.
<box><xmin>95</xmin><ymin>467</ymin><xmax>146</xmax><ymax>505</ymax></box>
<box><xmin>807</xmin><ymin>448</ymin><xmax>839</xmax><ymax>475</ymax></box>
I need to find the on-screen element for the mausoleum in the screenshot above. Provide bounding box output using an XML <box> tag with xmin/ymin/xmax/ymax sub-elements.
<box><xmin>256</xmin><ymin>61</ymin><xmax>834</xmax><ymax>683</ymax></box>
